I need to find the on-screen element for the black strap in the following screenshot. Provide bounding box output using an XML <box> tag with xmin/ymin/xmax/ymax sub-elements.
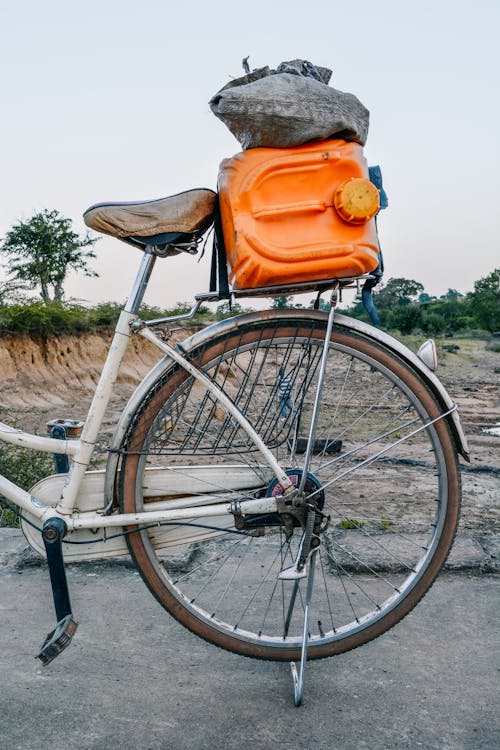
<box><xmin>210</xmin><ymin>195</ymin><xmax>230</xmax><ymax>298</ymax></box>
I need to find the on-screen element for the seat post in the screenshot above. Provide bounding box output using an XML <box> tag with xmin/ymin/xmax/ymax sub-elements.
<box><xmin>124</xmin><ymin>250</ymin><xmax>157</xmax><ymax>314</ymax></box>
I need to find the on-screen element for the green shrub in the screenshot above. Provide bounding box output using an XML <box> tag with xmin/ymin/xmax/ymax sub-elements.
<box><xmin>0</xmin><ymin>443</ymin><xmax>54</xmax><ymax>527</ymax></box>
<box><xmin>337</xmin><ymin>518</ymin><xmax>365</xmax><ymax>530</ymax></box>
<box><xmin>0</xmin><ymin>299</ymin><xmax>215</xmax><ymax>338</ymax></box>
<box><xmin>0</xmin><ymin>301</ymin><xmax>87</xmax><ymax>336</ymax></box>
<box><xmin>86</xmin><ymin>301</ymin><xmax>122</xmax><ymax>328</ymax></box>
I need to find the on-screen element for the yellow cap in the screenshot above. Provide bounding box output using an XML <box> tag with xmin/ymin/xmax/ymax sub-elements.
<box><xmin>334</xmin><ymin>178</ymin><xmax>380</xmax><ymax>224</ymax></box>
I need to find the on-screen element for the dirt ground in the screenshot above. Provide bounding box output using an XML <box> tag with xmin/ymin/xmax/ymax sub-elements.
<box><xmin>0</xmin><ymin>328</ymin><xmax>498</xmax><ymax>536</ymax></box>
<box><xmin>432</xmin><ymin>338</ymin><xmax>499</xmax><ymax>536</ymax></box>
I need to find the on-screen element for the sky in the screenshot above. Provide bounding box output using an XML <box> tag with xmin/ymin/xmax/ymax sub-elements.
<box><xmin>1</xmin><ymin>0</ymin><xmax>499</xmax><ymax>309</ymax></box>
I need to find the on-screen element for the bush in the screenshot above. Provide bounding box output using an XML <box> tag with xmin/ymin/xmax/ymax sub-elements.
<box><xmin>468</xmin><ymin>269</ymin><xmax>500</xmax><ymax>332</ymax></box>
<box><xmin>0</xmin><ymin>301</ymin><xmax>87</xmax><ymax>336</ymax></box>
<box><xmin>86</xmin><ymin>301</ymin><xmax>122</xmax><ymax>328</ymax></box>
<box><xmin>0</xmin><ymin>300</ymin><xmax>214</xmax><ymax>338</ymax></box>
<box><xmin>388</xmin><ymin>303</ymin><xmax>422</xmax><ymax>334</ymax></box>
<box><xmin>421</xmin><ymin>312</ymin><xmax>446</xmax><ymax>336</ymax></box>
<box><xmin>0</xmin><ymin>443</ymin><xmax>54</xmax><ymax>527</ymax></box>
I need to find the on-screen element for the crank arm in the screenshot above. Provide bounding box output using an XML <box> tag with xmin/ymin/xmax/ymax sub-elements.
<box><xmin>36</xmin><ymin>518</ymin><xmax>78</xmax><ymax>665</ymax></box>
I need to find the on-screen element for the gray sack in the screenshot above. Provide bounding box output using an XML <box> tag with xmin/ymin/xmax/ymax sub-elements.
<box><xmin>209</xmin><ymin>60</ymin><xmax>369</xmax><ymax>150</ymax></box>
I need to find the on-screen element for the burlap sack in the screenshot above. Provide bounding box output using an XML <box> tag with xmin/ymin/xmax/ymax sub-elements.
<box><xmin>210</xmin><ymin>61</ymin><xmax>369</xmax><ymax>150</ymax></box>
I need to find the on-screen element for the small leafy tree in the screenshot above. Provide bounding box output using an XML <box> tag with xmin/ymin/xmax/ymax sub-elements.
<box><xmin>374</xmin><ymin>277</ymin><xmax>424</xmax><ymax>307</ymax></box>
<box><xmin>440</xmin><ymin>288</ymin><xmax>463</xmax><ymax>301</ymax></box>
<box><xmin>0</xmin><ymin>209</ymin><xmax>98</xmax><ymax>302</ymax></box>
<box><xmin>468</xmin><ymin>269</ymin><xmax>500</xmax><ymax>332</ymax></box>
<box><xmin>418</xmin><ymin>292</ymin><xmax>437</xmax><ymax>304</ymax></box>
<box><xmin>420</xmin><ymin>311</ymin><xmax>446</xmax><ymax>336</ymax></box>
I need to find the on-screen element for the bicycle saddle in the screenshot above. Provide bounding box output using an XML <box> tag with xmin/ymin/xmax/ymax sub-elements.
<box><xmin>83</xmin><ymin>188</ymin><xmax>216</xmax><ymax>250</ymax></box>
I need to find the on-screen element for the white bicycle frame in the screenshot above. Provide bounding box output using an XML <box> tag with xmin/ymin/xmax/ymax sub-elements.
<box><xmin>0</xmin><ymin>251</ymin><xmax>293</xmax><ymax>532</ymax></box>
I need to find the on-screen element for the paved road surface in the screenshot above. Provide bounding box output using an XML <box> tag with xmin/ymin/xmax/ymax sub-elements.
<box><xmin>0</xmin><ymin>530</ymin><xmax>498</xmax><ymax>750</ymax></box>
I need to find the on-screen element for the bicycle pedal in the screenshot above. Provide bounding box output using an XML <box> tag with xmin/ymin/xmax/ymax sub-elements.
<box><xmin>278</xmin><ymin>563</ymin><xmax>307</xmax><ymax>580</ymax></box>
<box><xmin>36</xmin><ymin>614</ymin><xmax>78</xmax><ymax>666</ymax></box>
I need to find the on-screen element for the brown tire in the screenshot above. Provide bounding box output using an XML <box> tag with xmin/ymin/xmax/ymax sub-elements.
<box><xmin>119</xmin><ymin>315</ymin><xmax>460</xmax><ymax>661</ymax></box>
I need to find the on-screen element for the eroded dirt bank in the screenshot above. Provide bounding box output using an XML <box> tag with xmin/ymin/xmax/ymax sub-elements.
<box><xmin>0</xmin><ymin>331</ymin><xmax>161</xmax><ymax>411</ymax></box>
<box><xmin>0</xmin><ymin>327</ymin><xmax>199</xmax><ymax>442</ymax></box>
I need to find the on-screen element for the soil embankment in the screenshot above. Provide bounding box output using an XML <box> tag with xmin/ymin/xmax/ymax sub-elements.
<box><xmin>0</xmin><ymin>327</ymin><xmax>197</xmax><ymax>441</ymax></box>
<box><xmin>0</xmin><ymin>331</ymin><xmax>159</xmax><ymax>411</ymax></box>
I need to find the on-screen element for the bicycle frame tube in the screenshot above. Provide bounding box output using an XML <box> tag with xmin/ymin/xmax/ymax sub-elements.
<box><xmin>68</xmin><ymin>495</ymin><xmax>279</xmax><ymax>530</ymax></box>
<box><xmin>0</xmin><ymin>422</ymin><xmax>81</xmax><ymax>455</ymax></box>
<box><xmin>0</xmin><ymin>473</ymin><xmax>49</xmax><ymax>519</ymax></box>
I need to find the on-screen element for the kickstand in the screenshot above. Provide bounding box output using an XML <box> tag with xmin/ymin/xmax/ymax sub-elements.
<box><xmin>290</xmin><ymin>549</ymin><xmax>317</xmax><ymax>706</ymax></box>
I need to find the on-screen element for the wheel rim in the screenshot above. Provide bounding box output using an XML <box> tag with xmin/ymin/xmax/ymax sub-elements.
<box><xmin>120</xmin><ymin>320</ymin><xmax>459</xmax><ymax>659</ymax></box>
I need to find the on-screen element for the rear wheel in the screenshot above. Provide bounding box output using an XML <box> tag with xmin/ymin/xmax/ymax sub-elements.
<box><xmin>119</xmin><ymin>315</ymin><xmax>460</xmax><ymax>660</ymax></box>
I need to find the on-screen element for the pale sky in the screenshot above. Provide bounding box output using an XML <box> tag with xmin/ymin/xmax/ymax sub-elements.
<box><xmin>1</xmin><ymin>0</ymin><xmax>499</xmax><ymax>308</ymax></box>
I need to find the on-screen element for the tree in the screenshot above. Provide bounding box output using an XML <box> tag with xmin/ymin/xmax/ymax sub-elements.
<box><xmin>440</xmin><ymin>288</ymin><xmax>463</xmax><ymax>301</ymax></box>
<box><xmin>418</xmin><ymin>292</ymin><xmax>436</xmax><ymax>304</ymax></box>
<box><xmin>374</xmin><ymin>277</ymin><xmax>424</xmax><ymax>307</ymax></box>
<box><xmin>0</xmin><ymin>209</ymin><xmax>98</xmax><ymax>302</ymax></box>
<box><xmin>468</xmin><ymin>269</ymin><xmax>500</xmax><ymax>332</ymax></box>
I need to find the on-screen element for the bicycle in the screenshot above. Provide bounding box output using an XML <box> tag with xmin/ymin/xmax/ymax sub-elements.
<box><xmin>0</xmin><ymin>186</ymin><xmax>468</xmax><ymax>705</ymax></box>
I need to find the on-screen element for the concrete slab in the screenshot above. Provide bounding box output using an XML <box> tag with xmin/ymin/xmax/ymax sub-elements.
<box><xmin>2</xmin><ymin>528</ymin><xmax>498</xmax><ymax>574</ymax></box>
<box><xmin>445</xmin><ymin>534</ymin><xmax>498</xmax><ymax>573</ymax></box>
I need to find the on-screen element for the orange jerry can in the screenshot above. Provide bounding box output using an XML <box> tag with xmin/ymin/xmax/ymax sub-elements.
<box><xmin>218</xmin><ymin>139</ymin><xmax>381</xmax><ymax>290</ymax></box>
